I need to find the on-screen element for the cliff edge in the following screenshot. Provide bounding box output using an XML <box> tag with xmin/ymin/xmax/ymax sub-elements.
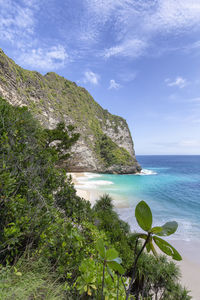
<box><xmin>0</xmin><ymin>49</ymin><xmax>141</xmax><ymax>173</ymax></box>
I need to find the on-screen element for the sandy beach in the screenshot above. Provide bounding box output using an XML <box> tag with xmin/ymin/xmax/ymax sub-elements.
<box><xmin>68</xmin><ymin>172</ymin><xmax>104</xmax><ymax>205</ymax></box>
<box><xmin>69</xmin><ymin>172</ymin><xmax>200</xmax><ymax>300</ymax></box>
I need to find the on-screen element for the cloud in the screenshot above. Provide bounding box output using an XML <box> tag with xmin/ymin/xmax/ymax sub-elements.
<box><xmin>0</xmin><ymin>0</ymin><xmax>38</xmax><ymax>44</ymax></box>
<box><xmin>82</xmin><ymin>71</ymin><xmax>100</xmax><ymax>85</ymax></box>
<box><xmin>84</xmin><ymin>0</ymin><xmax>200</xmax><ymax>59</ymax></box>
<box><xmin>148</xmin><ymin>0</ymin><xmax>200</xmax><ymax>32</ymax></box>
<box><xmin>109</xmin><ymin>79</ymin><xmax>121</xmax><ymax>90</ymax></box>
<box><xmin>165</xmin><ymin>77</ymin><xmax>188</xmax><ymax>88</ymax></box>
<box><xmin>103</xmin><ymin>39</ymin><xmax>147</xmax><ymax>59</ymax></box>
<box><xmin>2</xmin><ymin>0</ymin><xmax>200</xmax><ymax>69</ymax></box>
<box><xmin>19</xmin><ymin>45</ymin><xmax>69</xmax><ymax>70</ymax></box>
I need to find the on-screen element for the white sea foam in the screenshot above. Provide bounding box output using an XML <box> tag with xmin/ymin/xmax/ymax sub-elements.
<box><xmin>75</xmin><ymin>180</ymin><xmax>113</xmax><ymax>190</ymax></box>
<box><xmin>83</xmin><ymin>172</ymin><xmax>102</xmax><ymax>179</ymax></box>
<box><xmin>75</xmin><ymin>173</ymin><xmax>114</xmax><ymax>190</ymax></box>
<box><xmin>135</xmin><ymin>169</ymin><xmax>157</xmax><ymax>175</ymax></box>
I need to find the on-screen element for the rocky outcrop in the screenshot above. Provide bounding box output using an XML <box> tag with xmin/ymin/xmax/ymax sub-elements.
<box><xmin>0</xmin><ymin>49</ymin><xmax>141</xmax><ymax>173</ymax></box>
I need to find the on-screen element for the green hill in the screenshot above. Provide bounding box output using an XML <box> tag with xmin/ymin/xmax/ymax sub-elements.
<box><xmin>0</xmin><ymin>49</ymin><xmax>141</xmax><ymax>173</ymax></box>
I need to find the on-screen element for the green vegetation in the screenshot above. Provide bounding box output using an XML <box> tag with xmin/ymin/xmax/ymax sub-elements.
<box><xmin>96</xmin><ymin>239</ymin><xmax>125</xmax><ymax>299</ymax></box>
<box><xmin>0</xmin><ymin>97</ymin><xmax>191</xmax><ymax>299</ymax></box>
<box><xmin>0</xmin><ymin>258</ymin><xmax>66</xmax><ymax>300</ymax></box>
<box><xmin>125</xmin><ymin>201</ymin><xmax>182</xmax><ymax>300</ymax></box>
<box><xmin>96</xmin><ymin>134</ymin><xmax>134</xmax><ymax>167</ymax></box>
<box><xmin>0</xmin><ymin>48</ymin><xmax>137</xmax><ymax>171</ymax></box>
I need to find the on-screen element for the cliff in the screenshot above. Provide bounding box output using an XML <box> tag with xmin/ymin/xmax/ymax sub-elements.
<box><xmin>0</xmin><ymin>49</ymin><xmax>141</xmax><ymax>173</ymax></box>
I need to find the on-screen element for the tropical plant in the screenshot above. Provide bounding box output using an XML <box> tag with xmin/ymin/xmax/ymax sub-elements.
<box><xmin>162</xmin><ymin>282</ymin><xmax>192</xmax><ymax>300</ymax></box>
<box><xmin>76</xmin><ymin>257</ymin><xmax>126</xmax><ymax>299</ymax></box>
<box><xmin>96</xmin><ymin>239</ymin><xmax>125</xmax><ymax>300</ymax></box>
<box><xmin>0</xmin><ymin>97</ymin><xmax>190</xmax><ymax>300</ymax></box>
<box><xmin>125</xmin><ymin>200</ymin><xmax>182</xmax><ymax>300</ymax></box>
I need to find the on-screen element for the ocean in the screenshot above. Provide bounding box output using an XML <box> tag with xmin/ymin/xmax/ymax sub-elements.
<box><xmin>75</xmin><ymin>155</ymin><xmax>200</xmax><ymax>243</ymax></box>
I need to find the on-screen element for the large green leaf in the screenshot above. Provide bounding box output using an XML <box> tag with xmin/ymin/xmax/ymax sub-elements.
<box><xmin>96</xmin><ymin>239</ymin><xmax>106</xmax><ymax>259</ymax></box>
<box><xmin>156</xmin><ymin>221</ymin><xmax>178</xmax><ymax>236</ymax></box>
<box><xmin>106</xmin><ymin>248</ymin><xmax>118</xmax><ymax>261</ymax></box>
<box><xmin>153</xmin><ymin>236</ymin><xmax>182</xmax><ymax>261</ymax></box>
<box><xmin>108</xmin><ymin>261</ymin><xmax>125</xmax><ymax>275</ymax></box>
<box><xmin>112</xmin><ymin>257</ymin><xmax>122</xmax><ymax>264</ymax></box>
<box><xmin>135</xmin><ymin>201</ymin><xmax>152</xmax><ymax>232</ymax></box>
<box><xmin>151</xmin><ymin>226</ymin><xmax>163</xmax><ymax>234</ymax></box>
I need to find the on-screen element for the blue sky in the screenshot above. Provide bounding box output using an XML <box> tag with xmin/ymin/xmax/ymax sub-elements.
<box><xmin>1</xmin><ymin>0</ymin><xmax>200</xmax><ymax>154</ymax></box>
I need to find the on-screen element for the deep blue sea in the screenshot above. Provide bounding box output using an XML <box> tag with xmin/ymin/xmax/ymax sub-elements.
<box><xmin>77</xmin><ymin>156</ymin><xmax>200</xmax><ymax>242</ymax></box>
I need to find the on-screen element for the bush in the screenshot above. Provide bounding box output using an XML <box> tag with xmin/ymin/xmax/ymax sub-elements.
<box><xmin>0</xmin><ymin>97</ymin><xmax>191</xmax><ymax>299</ymax></box>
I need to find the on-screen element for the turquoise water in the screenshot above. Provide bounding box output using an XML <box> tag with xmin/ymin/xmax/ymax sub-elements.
<box><xmin>81</xmin><ymin>156</ymin><xmax>200</xmax><ymax>242</ymax></box>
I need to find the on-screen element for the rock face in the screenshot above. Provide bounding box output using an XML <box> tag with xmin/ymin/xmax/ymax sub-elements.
<box><xmin>0</xmin><ymin>49</ymin><xmax>141</xmax><ymax>173</ymax></box>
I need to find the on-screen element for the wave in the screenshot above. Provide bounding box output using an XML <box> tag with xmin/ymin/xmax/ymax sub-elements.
<box><xmin>136</xmin><ymin>169</ymin><xmax>157</xmax><ymax>176</ymax></box>
<box><xmin>83</xmin><ymin>172</ymin><xmax>103</xmax><ymax>179</ymax></box>
<box><xmin>75</xmin><ymin>180</ymin><xmax>113</xmax><ymax>190</ymax></box>
<box><xmin>118</xmin><ymin>208</ymin><xmax>200</xmax><ymax>243</ymax></box>
<box><xmin>74</xmin><ymin>173</ymin><xmax>114</xmax><ymax>190</ymax></box>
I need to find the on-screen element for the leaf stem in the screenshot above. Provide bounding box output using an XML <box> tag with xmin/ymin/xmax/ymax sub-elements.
<box><xmin>125</xmin><ymin>232</ymin><xmax>151</xmax><ymax>300</ymax></box>
<box><xmin>117</xmin><ymin>274</ymin><xmax>119</xmax><ymax>300</ymax></box>
<box><xmin>101</xmin><ymin>261</ymin><xmax>106</xmax><ymax>300</ymax></box>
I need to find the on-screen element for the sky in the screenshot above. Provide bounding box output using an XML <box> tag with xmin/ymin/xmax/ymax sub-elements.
<box><xmin>1</xmin><ymin>0</ymin><xmax>200</xmax><ymax>155</ymax></box>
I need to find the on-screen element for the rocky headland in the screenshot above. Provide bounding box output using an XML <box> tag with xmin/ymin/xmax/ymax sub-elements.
<box><xmin>0</xmin><ymin>49</ymin><xmax>141</xmax><ymax>174</ymax></box>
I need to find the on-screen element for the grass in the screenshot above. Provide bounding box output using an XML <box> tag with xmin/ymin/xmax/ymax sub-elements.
<box><xmin>0</xmin><ymin>257</ymin><xmax>67</xmax><ymax>300</ymax></box>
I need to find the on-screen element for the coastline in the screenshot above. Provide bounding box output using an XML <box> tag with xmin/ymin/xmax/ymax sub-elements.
<box><xmin>69</xmin><ymin>172</ymin><xmax>200</xmax><ymax>300</ymax></box>
<box><xmin>68</xmin><ymin>172</ymin><xmax>104</xmax><ymax>205</ymax></box>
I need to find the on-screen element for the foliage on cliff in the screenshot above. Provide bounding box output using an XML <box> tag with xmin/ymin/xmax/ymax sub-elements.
<box><xmin>0</xmin><ymin>49</ymin><xmax>140</xmax><ymax>173</ymax></box>
<box><xmin>96</xmin><ymin>134</ymin><xmax>134</xmax><ymax>167</ymax></box>
<box><xmin>0</xmin><ymin>97</ymin><xmax>191</xmax><ymax>299</ymax></box>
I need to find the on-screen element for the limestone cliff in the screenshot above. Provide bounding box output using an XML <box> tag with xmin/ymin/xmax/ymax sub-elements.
<box><xmin>0</xmin><ymin>49</ymin><xmax>141</xmax><ymax>173</ymax></box>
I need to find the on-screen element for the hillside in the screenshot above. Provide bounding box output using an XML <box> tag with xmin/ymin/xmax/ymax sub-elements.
<box><xmin>0</xmin><ymin>49</ymin><xmax>141</xmax><ymax>173</ymax></box>
<box><xmin>0</xmin><ymin>97</ymin><xmax>189</xmax><ymax>299</ymax></box>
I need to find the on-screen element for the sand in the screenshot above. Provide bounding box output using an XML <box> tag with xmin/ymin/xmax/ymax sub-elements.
<box><xmin>69</xmin><ymin>172</ymin><xmax>200</xmax><ymax>300</ymax></box>
<box><xmin>68</xmin><ymin>172</ymin><xmax>105</xmax><ymax>205</ymax></box>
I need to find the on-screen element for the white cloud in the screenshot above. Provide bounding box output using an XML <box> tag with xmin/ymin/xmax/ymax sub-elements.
<box><xmin>148</xmin><ymin>0</ymin><xmax>200</xmax><ymax>32</ymax></box>
<box><xmin>83</xmin><ymin>71</ymin><xmax>100</xmax><ymax>85</ymax></box>
<box><xmin>19</xmin><ymin>45</ymin><xmax>69</xmax><ymax>70</ymax></box>
<box><xmin>165</xmin><ymin>77</ymin><xmax>188</xmax><ymax>88</ymax></box>
<box><xmin>109</xmin><ymin>79</ymin><xmax>121</xmax><ymax>90</ymax></box>
<box><xmin>2</xmin><ymin>0</ymin><xmax>200</xmax><ymax>69</ymax></box>
<box><xmin>84</xmin><ymin>0</ymin><xmax>200</xmax><ymax>59</ymax></box>
<box><xmin>90</xmin><ymin>0</ymin><xmax>200</xmax><ymax>33</ymax></box>
<box><xmin>0</xmin><ymin>0</ymin><xmax>38</xmax><ymax>44</ymax></box>
<box><xmin>103</xmin><ymin>39</ymin><xmax>147</xmax><ymax>59</ymax></box>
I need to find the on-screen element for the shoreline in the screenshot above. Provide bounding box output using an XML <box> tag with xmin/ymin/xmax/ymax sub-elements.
<box><xmin>69</xmin><ymin>172</ymin><xmax>200</xmax><ymax>300</ymax></box>
<box><xmin>68</xmin><ymin>172</ymin><xmax>104</xmax><ymax>205</ymax></box>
